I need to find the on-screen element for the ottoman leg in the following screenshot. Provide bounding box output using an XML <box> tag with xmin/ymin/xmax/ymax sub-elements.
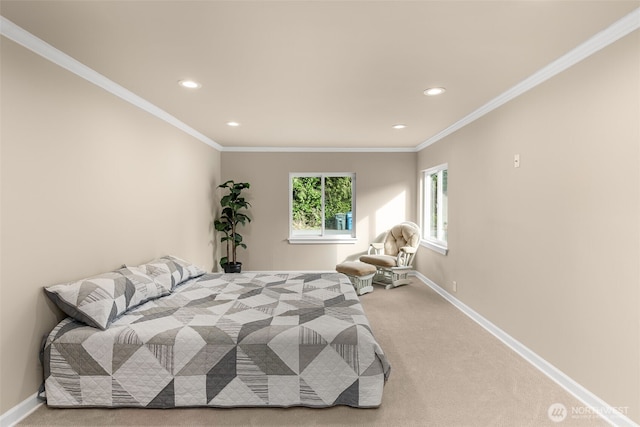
<box><xmin>352</xmin><ymin>273</ymin><xmax>375</xmax><ymax>295</ymax></box>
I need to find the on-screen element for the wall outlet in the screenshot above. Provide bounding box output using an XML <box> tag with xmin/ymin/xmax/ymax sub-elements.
<box><xmin>452</xmin><ymin>281</ymin><xmax>457</xmax><ymax>293</ymax></box>
<box><xmin>514</xmin><ymin>154</ymin><xmax>520</xmax><ymax>168</ymax></box>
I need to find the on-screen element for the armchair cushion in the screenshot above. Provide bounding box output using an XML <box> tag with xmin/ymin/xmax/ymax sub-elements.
<box><xmin>384</xmin><ymin>222</ymin><xmax>421</xmax><ymax>256</ymax></box>
<box><xmin>359</xmin><ymin>254</ymin><xmax>397</xmax><ymax>268</ymax></box>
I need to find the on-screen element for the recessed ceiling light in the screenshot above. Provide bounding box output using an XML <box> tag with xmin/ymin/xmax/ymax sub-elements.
<box><xmin>178</xmin><ymin>80</ymin><xmax>201</xmax><ymax>89</ymax></box>
<box><xmin>424</xmin><ymin>87</ymin><xmax>446</xmax><ymax>96</ymax></box>
<box><xmin>226</xmin><ymin>121</ymin><xmax>240</xmax><ymax>127</ymax></box>
<box><xmin>392</xmin><ymin>124</ymin><xmax>407</xmax><ymax>129</ymax></box>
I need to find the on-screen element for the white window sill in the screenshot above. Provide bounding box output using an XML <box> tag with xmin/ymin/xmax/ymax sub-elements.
<box><xmin>420</xmin><ymin>239</ymin><xmax>448</xmax><ymax>255</ymax></box>
<box><xmin>288</xmin><ymin>237</ymin><xmax>358</xmax><ymax>245</ymax></box>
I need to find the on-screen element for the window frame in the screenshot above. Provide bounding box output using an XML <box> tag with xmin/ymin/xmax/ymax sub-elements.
<box><xmin>421</xmin><ymin>164</ymin><xmax>448</xmax><ymax>255</ymax></box>
<box><xmin>288</xmin><ymin>172</ymin><xmax>357</xmax><ymax>244</ymax></box>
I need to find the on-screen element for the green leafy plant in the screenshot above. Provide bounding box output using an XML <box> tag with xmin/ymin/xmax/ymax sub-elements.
<box><xmin>291</xmin><ymin>176</ymin><xmax>352</xmax><ymax>230</ymax></box>
<box><xmin>213</xmin><ymin>180</ymin><xmax>251</xmax><ymax>272</ymax></box>
<box><xmin>292</xmin><ymin>177</ymin><xmax>322</xmax><ymax>229</ymax></box>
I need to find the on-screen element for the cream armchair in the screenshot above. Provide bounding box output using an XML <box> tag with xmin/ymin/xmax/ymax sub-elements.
<box><xmin>359</xmin><ymin>222</ymin><xmax>420</xmax><ymax>289</ymax></box>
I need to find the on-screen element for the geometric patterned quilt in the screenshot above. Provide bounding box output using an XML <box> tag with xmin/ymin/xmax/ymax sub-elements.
<box><xmin>43</xmin><ymin>272</ymin><xmax>390</xmax><ymax>408</ymax></box>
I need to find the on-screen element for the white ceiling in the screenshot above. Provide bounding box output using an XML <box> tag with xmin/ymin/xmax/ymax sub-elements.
<box><xmin>1</xmin><ymin>1</ymin><xmax>638</xmax><ymax>150</ymax></box>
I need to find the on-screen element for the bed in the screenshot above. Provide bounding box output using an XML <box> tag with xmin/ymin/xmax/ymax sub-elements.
<box><xmin>42</xmin><ymin>260</ymin><xmax>390</xmax><ymax>409</ymax></box>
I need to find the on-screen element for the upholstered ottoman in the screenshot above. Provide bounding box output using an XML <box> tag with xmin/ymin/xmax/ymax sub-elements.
<box><xmin>336</xmin><ymin>261</ymin><xmax>376</xmax><ymax>295</ymax></box>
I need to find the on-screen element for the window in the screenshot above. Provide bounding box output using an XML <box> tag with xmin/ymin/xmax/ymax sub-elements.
<box><xmin>421</xmin><ymin>164</ymin><xmax>448</xmax><ymax>254</ymax></box>
<box><xmin>289</xmin><ymin>173</ymin><xmax>356</xmax><ymax>243</ymax></box>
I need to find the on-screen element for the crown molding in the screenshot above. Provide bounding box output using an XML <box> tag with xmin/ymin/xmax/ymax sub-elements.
<box><xmin>416</xmin><ymin>7</ymin><xmax>640</xmax><ymax>152</ymax></box>
<box><xmin>0</xmin><ymin>15</ymin><xmax>224</xmax><ymax>152</ymax></box>
<box><xmin>221</xmin><ymin>146</ymin><xmax>416</xmax><ymax>153</ymax></box>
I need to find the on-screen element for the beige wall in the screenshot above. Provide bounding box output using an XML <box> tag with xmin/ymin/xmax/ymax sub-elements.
<box><xmin>416</xmin><ymin>32</ymin><xmax>640</xmax><ymax>420</ymax></box>
<box><xmin>219</xmin><ymin>151</ymin><xmax>416</xmax><ymax>271</ymax></box>
<box><xmin>0</xmin><ymin>39</ymin><xmax>221</xmax><ymax>413</ymax></box>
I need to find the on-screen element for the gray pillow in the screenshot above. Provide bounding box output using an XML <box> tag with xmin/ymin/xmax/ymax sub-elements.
<box><xmin>44</xmin><ymin>267</ymin><xmax>170</xmax><ymax>330</ymax></box>
<box><xmin>134</xmin><ymin>255</ymin><xmax>205</xmax><ymax>291</ymax></box>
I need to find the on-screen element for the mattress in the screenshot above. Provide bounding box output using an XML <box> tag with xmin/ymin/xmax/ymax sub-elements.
<box><xmin>43</xmin><ymin>272</ymin><xmax>390</xmax><ymax>408</ymax></box>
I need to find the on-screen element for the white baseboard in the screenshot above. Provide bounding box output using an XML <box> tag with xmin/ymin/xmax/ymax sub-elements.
<box><xmin>412</xmin><ymin>271</ymin><xmax>638</xmax><ymax>427</ymax></box>
<box><xmin>0</xmin><ymin>393</ymin><xmax>42</xmax><ymax>427</ymax></box>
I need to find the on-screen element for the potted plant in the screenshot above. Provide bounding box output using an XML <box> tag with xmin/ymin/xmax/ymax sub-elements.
<box><xmin>214</xmin><ymin>180</ymin><xmax>251</xmax><ymax>273</ymax></box>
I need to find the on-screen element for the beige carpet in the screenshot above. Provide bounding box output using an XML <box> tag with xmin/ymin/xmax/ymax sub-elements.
<box><xmin>19</xmin><ymin>279</ymin><xmax>606</xmax><ymax>426</ymax></box>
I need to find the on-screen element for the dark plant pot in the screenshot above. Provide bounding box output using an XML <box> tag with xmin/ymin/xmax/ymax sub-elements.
<box><xmin>223</xmin><ymin>262</ymin><xmax>242</xmax><ymax>273</ymax></box>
